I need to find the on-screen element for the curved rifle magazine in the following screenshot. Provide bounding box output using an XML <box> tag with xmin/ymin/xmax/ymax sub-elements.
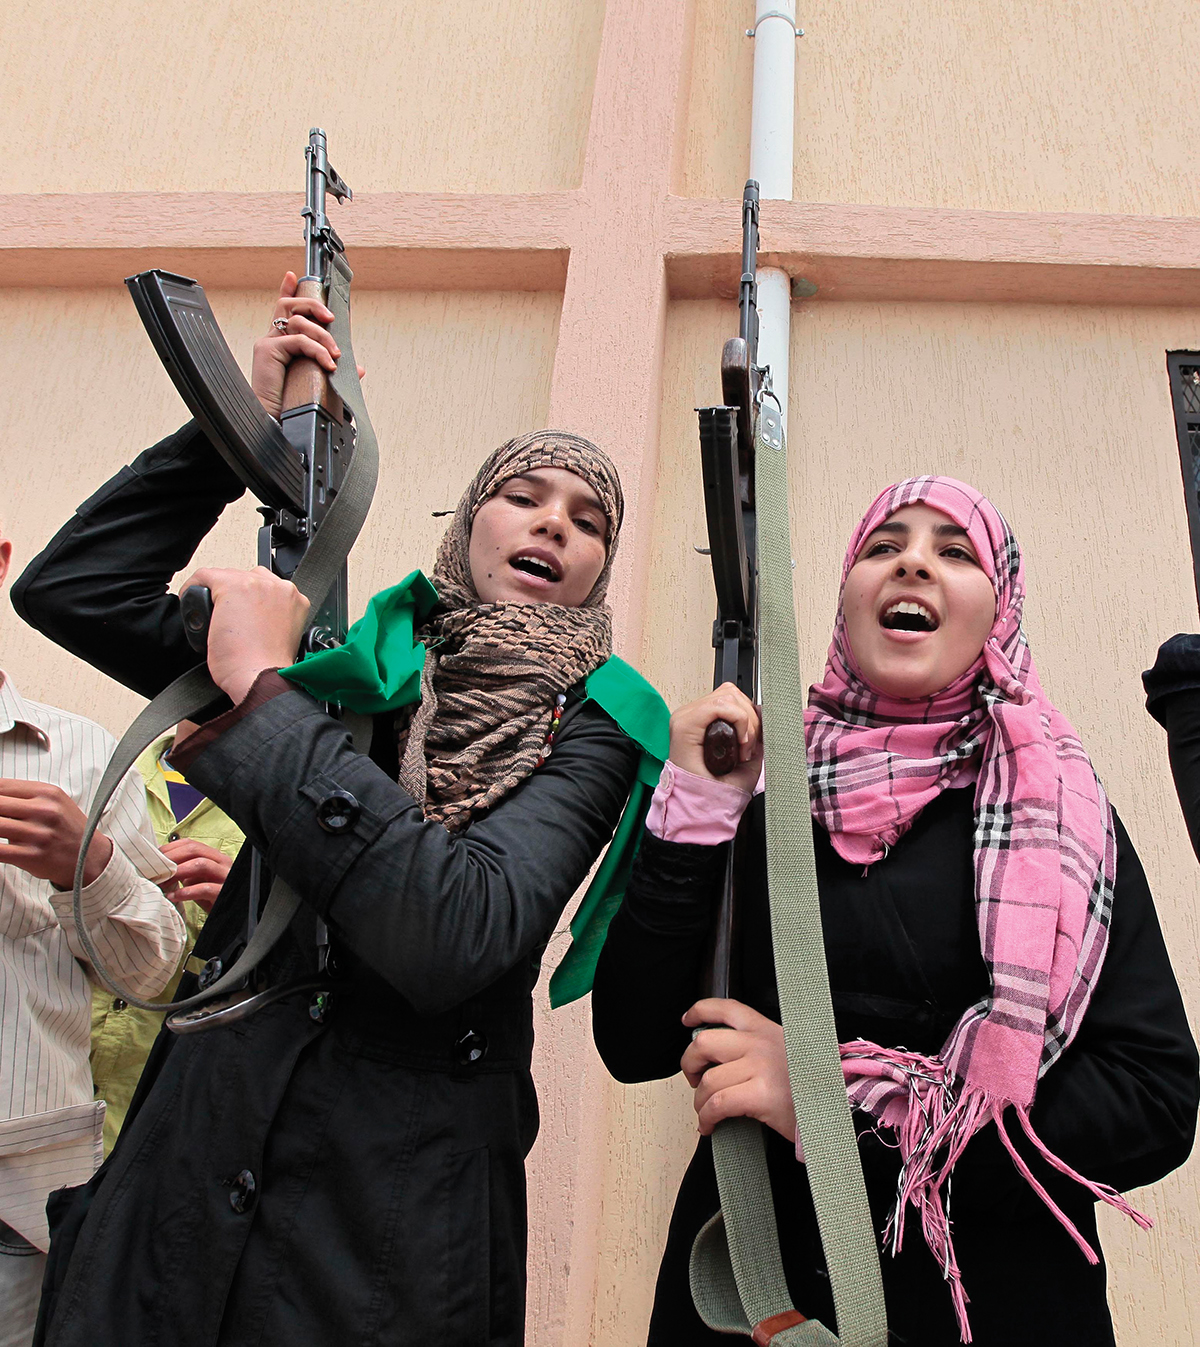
<box><xmin>125</xmin><ymin>269</ymin><xmax>306</xmax><ymax>516</ymax></box>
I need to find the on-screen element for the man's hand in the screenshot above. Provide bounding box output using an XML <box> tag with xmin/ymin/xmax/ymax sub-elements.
<box><xmin>0</xmin><ymin>780</ymin><xmax>114</xmax><ymax>889</ymax></box>
<box><xmin>681</xmin><ymin>997</ymin><xmax>796</xmax><ymax>1142</ymax></box>
<box><xmin>177</xmin><ymin>565</ymin><xmax>310</xmax><ymax>704</ymax></box>
<box><xmin>250</xmin><ymin>272</ymin><xmax>366</xmax><ymax>420</ymax></box>
<box><xmin>668</xmin><ymin>684</ymin><xmax>763</xmax><ymax>792</ymax></box>
<box><xmin>159</xmin><ymin>839</ymin><xmax>234</xmax><ymax>914</ymax></box>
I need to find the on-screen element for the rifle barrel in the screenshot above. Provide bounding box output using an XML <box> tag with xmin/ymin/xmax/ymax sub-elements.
<box><xmin>304</xmin><ymin>130</ymin><xmax>327</xmax><ymax>280</ymax></box>
<box><xmin>303</xmin><ymin>127</ymin><xmax>351</xmax><ymax>281</ymax></box>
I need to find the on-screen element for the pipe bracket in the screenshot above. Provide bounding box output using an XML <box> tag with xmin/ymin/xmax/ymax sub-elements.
<box><xmin>745</xmin><ymin>12</ymin><xmax>804</xmax><ymax>37</ymax></box>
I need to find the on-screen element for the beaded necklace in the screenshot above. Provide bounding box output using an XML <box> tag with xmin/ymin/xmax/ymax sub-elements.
<box><xmin>535</xmin><ymin>693</ymin><xmax>567</xmax><ymax>768</ymax></box>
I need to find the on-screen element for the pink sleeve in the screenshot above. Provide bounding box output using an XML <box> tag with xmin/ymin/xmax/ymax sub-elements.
<box><xmin>644</xmin><ymin>761</ymin><xmax>756</xmax><ymax>844</ymax></box>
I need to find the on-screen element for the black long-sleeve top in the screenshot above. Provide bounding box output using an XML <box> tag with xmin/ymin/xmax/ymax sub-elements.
<box><xmin>592</xmin><ymin>789</ymin><xmax>1198</xmax><ymax>1347</ymax></box>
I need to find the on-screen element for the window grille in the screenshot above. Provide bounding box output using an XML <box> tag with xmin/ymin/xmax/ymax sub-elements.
<box><xmin>1167</xmin><ymin>352</ymin><xmax>1200</xmax><ymax>609</ymax></box>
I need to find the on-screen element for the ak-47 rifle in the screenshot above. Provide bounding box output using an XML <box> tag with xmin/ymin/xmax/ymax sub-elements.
<box><xmin>128</xmin><ymin>127</ymin><xmax>356</xmax><ymax>655</ymax></box>
<box><xmin>69</xmin><ymin>129</ymin><xmax>380</xmax><ymax>1035</ymax></box>
<box><xmin>689</xmin><ymin>182</ymin><xmax>889</xmax><ymax>1345</ymax></box>
<box><xmin>697</xmin><ymin>179</ymin><xmax>761</xmax><ymax>999</ymax></box>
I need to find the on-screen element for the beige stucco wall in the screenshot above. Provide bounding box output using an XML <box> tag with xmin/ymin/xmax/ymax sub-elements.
<box><xmin>683</xmin><ymin>0</ymin><xmax>1200</xmax><ymax>216</ymax></box>
<box><xmin>2</xmin><ymin>0</ymin><xmax>604</xmax><ymax>195</ymax></box>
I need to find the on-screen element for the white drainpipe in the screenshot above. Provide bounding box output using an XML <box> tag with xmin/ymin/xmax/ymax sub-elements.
<box><xmin>747</xmin><ymin>2</ymin><xmax>800</xmax><ymax>428</ymax></box>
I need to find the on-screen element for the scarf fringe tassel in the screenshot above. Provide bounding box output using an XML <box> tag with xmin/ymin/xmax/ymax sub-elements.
<box><xmin>844</xmin><ymin>1047</ymin><xmax>1151</xmax><ymax>1345</ymax></box>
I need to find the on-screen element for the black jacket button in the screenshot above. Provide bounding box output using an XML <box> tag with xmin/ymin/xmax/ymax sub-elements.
<box><xmin>316</xmin><ymin>790</ymin><xmax>360</xmax><ymax>833</ymax></box>
<box><xmin>227</xmin><ymin>1169</ymin><xmax>257</xmax><ymax>1214</ymax></box>
<box><xmin>455</xmin><ymin>1030</ymin><xmax>488</xmax><ymax>1065</ymax></box>
<box><xmin>197</xmin><ymin>957</ymin><xmax>223</xmax><ymax>990</ymax></box>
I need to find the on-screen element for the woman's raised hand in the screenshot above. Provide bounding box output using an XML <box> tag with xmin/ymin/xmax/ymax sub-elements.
<box><xmin>177</xmin><ymin>566</ymin><xmax>310</xmax><ymax>705</ymax></box>
<box><xmin>668</xmin><ymin>683</ymin><xmax>762</xmax><ymax>792</ymax></box>
<box><xmin>250</xmin><ymin>273</ymin><xmax>338</xmax><ymax>419</ymax></box>
<box><xmin>681</xmin><ymin>998</ymin><xmax>796</xmax><ymax>1142</ymax></box>
<box><xmin>250</xmin><ymin>272</ymin><xmax>365</xmax><ymax>420</ymax></box>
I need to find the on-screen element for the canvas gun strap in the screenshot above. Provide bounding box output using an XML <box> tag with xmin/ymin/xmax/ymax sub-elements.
<box><xmin>689</xmin><ymin>401</ymin><xmax>888</xmax><ymax>1347</ymax></box>
<box><xmin>69</xmin><ymin>255</ymin><xmax>379</xmax><ymax>1015</ymax></box>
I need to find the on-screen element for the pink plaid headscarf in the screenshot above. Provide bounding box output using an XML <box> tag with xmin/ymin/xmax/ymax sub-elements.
<box><xmin>806</xmin><ymin>477</ymin><xmax>1146</xmax><ymax>1342</ymax></box>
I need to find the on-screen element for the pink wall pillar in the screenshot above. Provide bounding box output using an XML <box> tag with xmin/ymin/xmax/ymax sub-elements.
<box><xmin>529</xmin><ymin>3</ymin><xmax>695</xmax><ymax>1343</ymax></box>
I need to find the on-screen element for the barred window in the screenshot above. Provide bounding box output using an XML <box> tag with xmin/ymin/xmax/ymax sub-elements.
<box><xmin>1167</xmin><ymin>352</ymin><xmax>1200</xmax><ymax>607</ymax></box>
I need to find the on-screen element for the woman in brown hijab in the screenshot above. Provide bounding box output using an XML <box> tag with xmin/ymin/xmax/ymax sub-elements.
<box><xmin>16</xmin><ymin>283</ymin><xmax>658</xmax><ymax>1347</ymax></box>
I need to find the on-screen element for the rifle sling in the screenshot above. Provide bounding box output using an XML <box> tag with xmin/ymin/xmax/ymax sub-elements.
<box><xmin>689</xmin><ymin>401</ymin><xmax>888</xmax><ymax>1346</ymax></box>
<box><xmin>69</xmin><ymin>253</ymin><xmax>379</xmax><ymax>1016</ymax></box>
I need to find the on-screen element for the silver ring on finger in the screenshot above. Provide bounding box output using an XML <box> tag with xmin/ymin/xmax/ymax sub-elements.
<box><xmin>271</xmin><ymin>317</ymin><xmax>290</xmax><ymax>335</ymax></box>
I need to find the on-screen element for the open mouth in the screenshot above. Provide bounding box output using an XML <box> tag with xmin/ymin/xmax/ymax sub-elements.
<box><xmin>510</xmin><ymin>553</ymin><xmax>562</xmax><ymax>583</ymax></box>
<box><xmin>880</xmin><ymin>600</ymin><xmax>938</xmax><ymax>633</ymax></box>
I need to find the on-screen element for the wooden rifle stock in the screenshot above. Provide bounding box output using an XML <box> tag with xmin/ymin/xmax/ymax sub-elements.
<box><xmin>281</xmin><ymin>276</ymin><xmax>343</xmax><ymax>419</ymax></box>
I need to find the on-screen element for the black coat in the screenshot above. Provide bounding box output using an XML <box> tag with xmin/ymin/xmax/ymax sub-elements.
<box><xmin>1143</xmin><ymin>633</ymin><xmax>1200</xmax><ymax>862</ymax></box>
<box><xmin>592</xmin><ymin>788</ymin><xmax>1198</xmax><ymax>1347</ymax></box>
<box><xmin>14</xmin><ymin>423</ymin><xmax>640</xmax><ymax>1347</ymax></box>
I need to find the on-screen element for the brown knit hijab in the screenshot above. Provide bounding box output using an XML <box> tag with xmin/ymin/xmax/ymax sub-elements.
<box><xmin>397</xmin><ymin>430</ymin><xmax>624</xmax><ymax>831</ymax></box>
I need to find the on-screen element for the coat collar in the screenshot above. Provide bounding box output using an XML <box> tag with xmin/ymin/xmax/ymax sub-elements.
<box><xmin>0</xmin><ymin>672</ymin><xmax>53</xmax><ymax>749</ymax></box>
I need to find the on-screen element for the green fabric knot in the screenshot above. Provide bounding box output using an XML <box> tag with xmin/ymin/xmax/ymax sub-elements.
<box><xmin>279</xmin><ymin>569</ymin><xmax>438</xmax><ymax>714</ymax></box>
<box><xmin>278</xmin><ymin>570</ymin><xmax>668</xmax><ymax>1008</ymax></box>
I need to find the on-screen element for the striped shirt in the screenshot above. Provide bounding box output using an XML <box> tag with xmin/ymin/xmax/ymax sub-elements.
<box><xmin>0</xmin><ymin>674</ymin><xmax>184</xmax><ymax>1248</ymax></box>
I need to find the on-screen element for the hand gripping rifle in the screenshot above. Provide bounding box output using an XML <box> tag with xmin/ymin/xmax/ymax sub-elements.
<box><xmin>689</xmin><ymin>182</ymin><xmax>889</xmax><ymax>1346</ymax></box>
<box><xmin>69</xmin><ymin>129</ymin><xmax>380</xmax><ymax>1034</ymax></box>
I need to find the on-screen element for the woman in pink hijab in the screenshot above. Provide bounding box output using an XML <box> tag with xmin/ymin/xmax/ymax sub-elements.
<box><xmin>593</xmin><ymin>477</ymin><xmax>1198</xmax><ymax>1346</ymax></box>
